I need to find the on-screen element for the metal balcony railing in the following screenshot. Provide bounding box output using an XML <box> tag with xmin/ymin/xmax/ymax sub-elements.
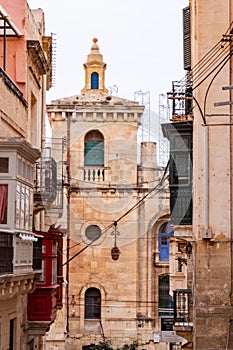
<box><xmin>34</xmin><ymin>157</ymin><xmax>57</xmax><ymax>207</ymax></box>
<box><xmin>173</xmin><ymin>289</ymin><xmax>193</xmax><ymax>327</ymax></box>
<box><xmin>0</xmin><ymin>67</ymin><xmax>27</xmax><ymax>106</ymax></box>
<box><xmin>168</xmin><ymin>81</ymin><xmax>193</xmax><ymax>117</ymax></box>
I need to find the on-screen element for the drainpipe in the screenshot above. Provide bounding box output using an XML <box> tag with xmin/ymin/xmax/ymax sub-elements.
<box><xmin>192</xmin><ymin>94</ymin><xmax>211</xmax><ymax>238</ymax></box>
<box><xmin>66</xmin><ymin>111</ymin><xmax>71</xmax><ymax>335</ymax></box>
<box><xmin>230</xmin><ymin>0</ymin><xmax>233</xmax><ymax>323</ymax></box>
<box><xmin>137</xmin><ymin>199</ymin><xmax>145</xmax><ymax>319</ymax></box>
<box><xmin>3</xmin><ymin>19</ymin><xmax>6</xmax><ymax>71</ymax></box>
<box><xmin>203</xmin><ymin>126</ymin><xmax>210</xmax><ymax>236</ymax></box>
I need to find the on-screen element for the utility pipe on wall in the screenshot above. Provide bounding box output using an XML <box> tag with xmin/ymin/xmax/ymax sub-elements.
<box><xmin>204</xmin><ymin>125</ymin><xmax>210</xmax><ymax>235</ymax></box>
<box><xmin>66</xmin><ymin>111</ymin><xmax>71</xmax><ymax>335</ymax></box>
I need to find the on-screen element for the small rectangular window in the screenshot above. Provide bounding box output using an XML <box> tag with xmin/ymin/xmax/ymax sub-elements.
<box><xmin>9</xmin><ymin>318</ymin><xmax>16</xmax><ymax>350</ymax></box>
<box><xmin>33</xmin><ymin>237</ymin><xmax>42</xmax><ymax>270</ymax></box>
<box><xmin>25</xmin><ymin>188</ymin><xmax>30</xmax><ymax>230</ymax></box>
<box><xmin>0</xmin><ymin>158</ymin><xmax>9</xmax><ymax>173</ymax></box>
<box><xmin>18</xmin><ymin>157</ymin><xmax>23</xmax><ymax>177</ymax></box>
<box><xmin>27</xmin><ymin>163</ymin><xmax>32</xmax><ymax>181</ymax></box>
<box><xmin>38</xmin><ymin>260</ymin><xmax>46</xmax><ymax>283</ymax></box>
<box><xmin>15</xmin><ymin>184</ymin><xmax>20</xmax><ymax>228</ymax></box>
<box><xmin>161</xmin><ymin>236</ymin><xmax>168</xmax><ymax>246</ymax></box>
<box><xmin>0</xmin><ymin>232</ymin><xmax>13</xmax><ymax>274</ymax></box>
<box><xmin>20</xmin><ymin>186</ymin><xmax>25</xmax><ymax>228</ymax></box>
<box><xmin>52</xmin><ymin>257</ymin><xmax>57</xmax><ymax>284</ymax></box>
<box><xmin>0</xmin><ymin>184</ymin><xmax>8</xmax><ymax>224</ymax></box>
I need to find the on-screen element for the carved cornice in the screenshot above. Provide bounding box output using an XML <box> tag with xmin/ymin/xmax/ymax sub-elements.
<box><xmin>0</xmin><ymin>137</ymin><xmax>40</xmax><ymax>162</ymax></box>
<box><xmin>0</xmin><ymin>272</ymin><xmax>40</xmax><ymax>300</ymax></box>
<box><xmin>27</xmin><ymin>40</ymin><xmax>48</xmax><ymax>76</ymax></box>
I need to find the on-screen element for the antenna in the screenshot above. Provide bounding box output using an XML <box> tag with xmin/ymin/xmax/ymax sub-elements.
<box><xmin>158</xmin><ymin>93</ymin><xmax>170</xmax><ymax>167</ymax></box>
<box><xmin>51</xmin><ymin>32</ymin><xmax>57</xmax><ymax>87</ymax></box>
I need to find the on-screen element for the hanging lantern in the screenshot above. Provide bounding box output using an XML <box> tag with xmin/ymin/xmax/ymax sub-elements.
<box><xmin>111</xmin><ymin>246</ymin><xmax>121</xmax><ymax>261</ymax></box>
<box><xmin>111</xmin><ymin>221</ymin><xmax>121</xmax><ymax>260</ymax></box>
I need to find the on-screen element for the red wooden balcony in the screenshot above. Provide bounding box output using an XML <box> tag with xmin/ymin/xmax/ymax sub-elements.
<box><xmin>27</xmin><ymin>227</ymin><xmax>63</xmax><ymax>328</ymax></box>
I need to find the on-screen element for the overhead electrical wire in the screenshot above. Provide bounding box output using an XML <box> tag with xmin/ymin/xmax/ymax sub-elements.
<box><xmin>172</xmin><ymin>21</ymin><xmax>233</xmax><ymax>94</ymax></box>
<box><xmin>191</xmin><ymin>41</ymin><xmax>230</xmax><ymax>83</ymax></box>
<box><xmin>63</xmin><ymin>159</ymin><xmax>170</xmax><ymax>266</ymax></box>
<box><xmin>193</xmin><ymin>47</ymin><xmax>233</xmax><ymax>91</ymax></box>
<box><xmin>203</xmin><ymin>49</ymin><xmax>233</xmax><ymax>116</ymax></box>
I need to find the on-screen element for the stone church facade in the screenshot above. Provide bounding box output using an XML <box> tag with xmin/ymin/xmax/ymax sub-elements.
<box><xmin>45</xmin><ymin>39</ymin><xmax>176</xmax><ymax>349</ymax></box>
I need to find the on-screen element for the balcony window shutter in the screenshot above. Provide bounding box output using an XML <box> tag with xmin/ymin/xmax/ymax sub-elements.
<box><xmin>0</xmin><ymin>185</ymin><xmax>8</xmax><ymax>224</ymax></box>
<box><xmin>183</xmin><ymin>6</ymin><xmax>191</xmax><ymax>70</ymax></box>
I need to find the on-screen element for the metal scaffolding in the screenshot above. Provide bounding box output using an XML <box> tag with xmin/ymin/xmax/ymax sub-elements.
<box><xmin>159</xmin><ymin>93</ymin><xmax>170</xmax><ymax>167</ymax></box>
<box><xmin>134</xmin><ymin>90</ymin><xmax>151</xmax><ymax>141</ymax></box>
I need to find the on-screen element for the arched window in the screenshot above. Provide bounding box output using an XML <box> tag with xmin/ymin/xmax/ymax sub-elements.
<box><xmin>159</xmin><ymin>222</ymin><xmax>173</xmax><ymax>261</ymax></box>
<box><xmin>85</xmin><ymin>288</ymin><xmax>101</xmax><ymax>319</ymax></box>
<box><xmin>91</xmin><ymin>72</ymin><xmax>99</xmax><ymax>89</ymax></box>
<box><xmin>84</xmin><ymin>130</ymin><xmax>104</xmax><ymax>166</ymax></box>
<box><xmin>158</xmin><ymin>275</ymin><xmax>172</xmax><ymax>316</ymax></box>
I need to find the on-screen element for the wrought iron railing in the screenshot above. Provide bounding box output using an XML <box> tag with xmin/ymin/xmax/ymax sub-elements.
<box><xmin>173</xmin><ymin>289</ymin><xmax>193</xmax><ymax>326</ymax></box>
<box><xmin>0</xmin><ymin>66</ymin><xmax>27</xmax><ymax>106</ymax></box>
<box><xmin>168</xmin><ymin>80</ymin><xmax>193</xmax><ymax>117</ymax></box>
<box><xmin>34</xmin><ymin>157</ymin><xmax>57</xmax><ymax>206</ymax></box>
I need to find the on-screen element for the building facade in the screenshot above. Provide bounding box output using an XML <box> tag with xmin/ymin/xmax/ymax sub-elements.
<box><xmin>163</xmin><ymin>0</ymin><xmax>233</xmax><ymax>349</ymax></box>
<box><xmin>45</xmin><ymin>39</ymin><xmax>185</xmax><ymax>350</ymax></box>
<box><xmin>0</xmin><ymin>1</ymin><xmax>63</xmax><ymax>349</ymax></box>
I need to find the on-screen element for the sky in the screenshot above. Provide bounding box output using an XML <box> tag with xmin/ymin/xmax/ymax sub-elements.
<box><xmin>27</xmin><ymin>0</ymin><xmax>188</xmax><ymax>113</ymax></box>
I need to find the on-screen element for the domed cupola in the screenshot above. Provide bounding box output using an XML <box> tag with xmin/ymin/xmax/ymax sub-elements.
<box><xmin>81</xmin><ymin>38</ymin><xmax>108</xmax><ymax>94</ymax></box>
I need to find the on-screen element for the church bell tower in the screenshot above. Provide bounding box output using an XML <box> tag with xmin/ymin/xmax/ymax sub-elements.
<box><xmin>81</xmin><ymin>38</ymin><xmax>108</xmax><ymax>94</ymax></box>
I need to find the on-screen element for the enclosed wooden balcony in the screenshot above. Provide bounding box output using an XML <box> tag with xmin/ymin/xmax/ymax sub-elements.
<box><xmin>27</xmin><ymin>227</ymin><xmax>63</xmax><ymax>334</ymax></box>
<box><xmin>0</xmin><ymin>67</ymin><xmax>27</xmax><ymax>137</ymax></box>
